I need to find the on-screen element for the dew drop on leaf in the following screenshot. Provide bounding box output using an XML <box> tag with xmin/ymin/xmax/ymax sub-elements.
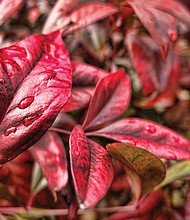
<box><xmin>145</xmin><ymin>125</ymin><xmax>156</xmax><ymax>134</ymax></box>
<box><xmin>4</xmin><ymin>127</ymin><xmax>17</xmax><ymax>136</ymax></box>
<box><xmin>18</xmin><ymin>96</ymin><xmax>34</xmax><ymax>109</ymax></box>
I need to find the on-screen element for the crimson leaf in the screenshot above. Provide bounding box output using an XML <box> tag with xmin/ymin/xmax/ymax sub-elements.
<box><xmin>82</xmin><ymin>69</ymin><xmax>131</xmax><ymax>131</ymax></box>
<box><xmin>69</xmin><ymin>125</ymin><xmax>114</xmax><ymax>208</ymax></box>
<box><xmin>86</xmin><ymin>118</ymin><xmax>190</xmax><ymax>160</ymax></box>
<box><xmin>30</xmin><ymin>131</ymin><xmax>68</xmax><ymax>192</ymax></box>
<box><xmin>0</xmin><ymin>31</ymin><xmax>72</xmax><ymax>164</ymax></box>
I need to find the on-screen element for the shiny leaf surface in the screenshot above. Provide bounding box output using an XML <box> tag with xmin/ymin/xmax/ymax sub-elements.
<box><xmin>0</xmin><ymin>31</ymin><xmax>72</xmax><ymax>164</ymax></box>
<box><xmin>69</xmin><ymin>125</ymin><xmax>114</xmax><ymax>208</ymax></box>
<box><xmin>87</xmin><ymin>118</ymin><xmax>190</xmax><ymax>160</ymax></box>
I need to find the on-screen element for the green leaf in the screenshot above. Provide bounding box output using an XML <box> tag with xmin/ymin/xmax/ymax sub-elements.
<box><xmin>106</xmin><ymin>143</ymin><xmax>166</xmax><ymax>202</ymax></box>
<box><xmin>156</xmin><ymin>160</ymin><xmax>190</xmax><ymax>189</ymax></box>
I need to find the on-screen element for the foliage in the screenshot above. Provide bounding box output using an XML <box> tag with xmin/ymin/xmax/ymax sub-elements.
<box><xmin>0</xmin><ymin>0</ymin><xmax>190</xmax><ymax>219</ymax></box>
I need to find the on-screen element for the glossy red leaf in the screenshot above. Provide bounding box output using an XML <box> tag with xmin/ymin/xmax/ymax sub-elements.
<box><xmin>69</xmin><ymin>125</ymin><xmax>114</xmax><ymax>208</ymax></box>
<box><xmin>30</xmin><ymin>131</ymin><xmax>68</xmax><ymax>191</ymax></box>
<box><xmin>82</xmin><ymin>69</ymin><xmax>131</xmax><ymax>131</ymax></box>
<box><xmin>62</xmin><ymin>61</ymin><xmax>108</xmax><ymax>112</ymax></box>
<box><xmin>127</xmin><ymin>31</ymin><xmax>180</xmax><ymax>108</ymax></box>
<box><xmin>127</xmin><ymin>0</ymin><xmax>190</xmax><ymax>53</ymax></box>
<box><xmin>0</xmin><ymin>31</ymin><xmax>72</xmax><ymax>164</ymax></box>
<box><xmin>48</xmin><ymin>2</ymin><xmax>117</xmax><ymax>35</ymax></box>
<box><xmin>0</xmin><ymin>0</ymin><xmax>23</xmax><ymax>26</ymax></box>
<box><xmin>86</xmin><ymin>118</ymin><xmax>190</xmax><ymax>160</ymax></box>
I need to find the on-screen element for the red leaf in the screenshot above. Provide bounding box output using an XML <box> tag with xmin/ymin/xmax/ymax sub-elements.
<box><xmin>127</xmin><ymin>31</ymin><xmax>180</xmax><ymax>108</ymax></box>
<box><xmin>30</xmin><ymin>131</ymin><xmax>68</xmax><ymax>191</ymax></box>
<box><xmin>127</xmin><ymin>0</ymin><xmax>190</xmax><ymax>53</ymax></box>
<box><xmin>48</xmin><ymin>2</ymin><xmax>117</xmax><ymax>35</ymax></box>
<box><xmin>0</xmin><ymin>31</ymin><xmax>72</xmax><ymax>164</ymax></box>
<box><xmin>0</xmin><ymin>0</ymin><xmax>23</xmax><ymax>26</ymax></box>
<box><xmin>42</xmin><ymin>0</ymin><xmax>78</xmax><ymax>34</ymax></box>
<box><xmin>69</xmin><ymin>125</ymin><xmax>114</xmax><ymax>208</ymax></box>
<box><xmin>61</xmin><ymin>88</ymin><xmax>94</xmax><ymax>112</ymax></box>
<box><xmin>82</xmin><ymin>69</ymin><xmax>131</xmax><ymax>131</ymax></box>
<box><xmin>72</xmin><ymin>61</ymin><xmax>109</xmax><ymax>86</ymax></box>
<box><xmin>62</xmin><ymin>61</ymin><xmax>109</xmax><ymax>112</ymax></box>
<box><xmin>86</xmin><ymin>118</ymin><xmax>190</xmax><ymax>160</ymax></box>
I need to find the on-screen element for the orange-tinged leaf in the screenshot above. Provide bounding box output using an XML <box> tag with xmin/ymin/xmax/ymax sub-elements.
<box><xmin>107</xmin><ymin>143</ymin><xmax>166</xmax><ymax>201</ymax></box>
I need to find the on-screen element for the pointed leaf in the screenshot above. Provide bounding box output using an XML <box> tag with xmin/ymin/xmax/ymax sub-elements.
<box><xmin>87</xmin><ymin>118</ymin><xmax>190</xmax><ymax>160</ymax></box>
<box><xmin>0</xmin><ymin>0</ymin><xmax>23</xmax><ymax>26</ymax></box>
<box><xmin>30</xmin><ymin>131</ymin><xmax>68</xmax><ymax>191</ymax></box>
<box><xmin>107</xmin><ymin>143</ymin><xmax>165</xmax><ymax>201</ymax></box>
<box><xmin>51</xmin><ymin>3</ymin><xmax>118</xmax><ymax>35</ymax></box>
<box><xmin>83</xmin><ymin>69</ymin><xmax>131</xmax><ymax>131</ymax></box>
<box><xmin>42</xmin><ymin>0</ymin><xmax>78</xmax><ymax>34</ymax></box>
<box><xmin>127</xmin><ymin>0</ymin><xmax>190</xmax><ymax>53</ymax></box>
<box><xmin>0</xmin><ymin>31</ymin><xmax>72</xmax><ymax>164</ymax></box>
<box><xmin>156</xmin><ymin>160</ymin><xmax>190</xmax><ymax>189</ymax></box>
<box><xmin>69</xmin><ymin>125</ymin><xmax>114</xmax><ymax>208</ymax></box>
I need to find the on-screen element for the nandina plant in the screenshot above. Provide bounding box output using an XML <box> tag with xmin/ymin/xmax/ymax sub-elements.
<box><xmin>1</xmin><ymin>0</ymin><xmax>190</xmax><ymax>219</ymax></box>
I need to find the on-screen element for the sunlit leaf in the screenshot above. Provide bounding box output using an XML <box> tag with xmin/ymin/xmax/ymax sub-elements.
<box><xmin>0</xmin><ymin>31</ymin><xmax>72</xmax><ymax>164</ymax></box>
<box><xmin>87</xmin><ymin>118</ymin><xmax>190</xmax><ymax>160</ymax></box>
<box><xmin>69</xmin><ymin>125</ymin><xmax>114</xmax><ymax>208</ymax></box>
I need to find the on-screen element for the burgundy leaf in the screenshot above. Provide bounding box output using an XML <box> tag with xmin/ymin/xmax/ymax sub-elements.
<box><xmin>0</xmin><ymin>31</ymin><xmax>72</xmax><ymax>164</ymax></box>
<box><xmin>82</xmin><ymin>69</ymin><xmax>131</xmax><ymax>131</ymax></box>
<box><xmin>127</xmin><ymin>31</ymin><xmax>180</xmax><ymax>108</ymax></box>
<box><xmin>86</xmin><ymin>118</ymin><xmax>190</xmax><ymax>160</ymax></box>
<box><xmin>30</xmin><ymin>131</ymin><xmax>68</xmax><ymax>191</ymax></box>
<box><xmin>69</xmin><ymin>125</ymin><xmax>114</xmax><ymax>208</ymax></box>
<box><xmin>42</xmin><ymin>0</ymin><xmax>78</xmax><ymax>34</ymax></box>
<box><xmin>127</xmin><ymin>0</ymin><xmax>190</xmax><ymax>54</ymax></box>
<box><xmin>53</xmin><ymin>3</ymin><xmax>118</xmax><ymax>35</ymax></box>
<box><xmin>0</xmin><ymin>0</ymin><xmax>23</xmax><ymax>26</ymax></box>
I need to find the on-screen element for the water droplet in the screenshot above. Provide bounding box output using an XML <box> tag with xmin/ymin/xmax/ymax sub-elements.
<box><xmin>4</xmin><ymin>127</ymin><xmax>17</xmax><ymax>136</ymax></box>
<box><xmin>18</xmin><ymin>96</ymin><xmax>34</xmax><ymax>109</ymax></box>
<box><xmin>0</xmin><ymin>78</ymin><xmax>5</xmax><ymax>84</ymax></box>
<box><xmin>146</xmin><ymin>125</ymin><xmax>156</xmax><ymax>134</ymax></box>
<box><xmin>169</xmin><ymin>31</ymin><xmax>177</xmax><ymax>41</ymax></box>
